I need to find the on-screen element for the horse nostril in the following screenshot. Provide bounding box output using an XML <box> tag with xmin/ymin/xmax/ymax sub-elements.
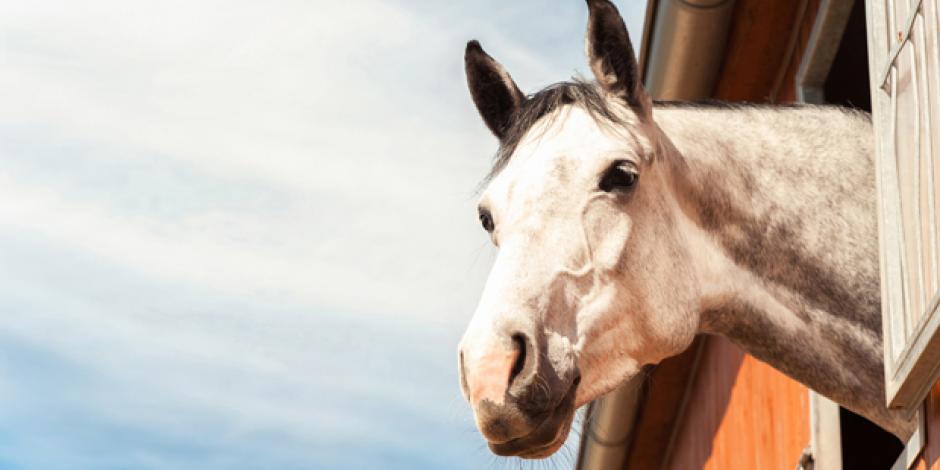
<box><xmin>508</xmin><ymin>333</ymin><xmax>527</xmax><ymax>386</ymax></box>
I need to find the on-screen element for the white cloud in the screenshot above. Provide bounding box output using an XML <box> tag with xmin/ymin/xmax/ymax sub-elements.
<box><xmin>0</xmin><ymin>0</ymin><xmax>506</xmax><ymax>323</ymax></box>
<box><xmin>0</xmin><ymin>0</ymin><xmax>647</xmax><ymax>467</ymax></box>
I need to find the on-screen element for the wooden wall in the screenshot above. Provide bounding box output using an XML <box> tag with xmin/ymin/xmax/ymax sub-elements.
<box><xmin>913</xmin><ymin>384</ymin><xmax>940</xmax><ymax>469</ymax></box>
<box><xmin>712</xmin><ymin>0</ymin><xmax>821</xmax><ymax>103</ymax></box>
<box><xmin>662</xmin><ymin>337</ymin><xmax>810</xmax><ymax>470</ymax></box>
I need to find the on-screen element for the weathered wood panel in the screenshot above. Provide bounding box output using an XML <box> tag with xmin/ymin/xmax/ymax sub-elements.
<box><xmin>868</xmin><ymin>0</ymin><xmax>940</xmax><ymax>409</ymax></box>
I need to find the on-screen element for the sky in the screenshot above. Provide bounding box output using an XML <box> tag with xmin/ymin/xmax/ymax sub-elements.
<box><xmin>0</xmin><ymin>1</ymin><xmax>646</xmax><ymax>468</ymax></box>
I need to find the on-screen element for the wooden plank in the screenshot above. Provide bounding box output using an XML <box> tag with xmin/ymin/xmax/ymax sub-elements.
<box><xmin>662</xmin><ymin>337</ymin><xmax>811</xmax><ymax>470</ymax></box>
<box><xmin>712</xmin><ymin>0</ymin><xmax>817</xmax><ymax>101</ymax></box>
<box><xmin>619</xmin><ymin>338</ymin><xmax>704</xmax><ymax>470</ymax></box>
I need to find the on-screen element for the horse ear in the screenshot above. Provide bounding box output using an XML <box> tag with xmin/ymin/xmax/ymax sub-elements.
<box><xmin>465</xmin><ymin>40</ymin><xmax>525</xmax><ymax>139</ymax></box>
<box><xmin>585</xmin><ymin>0</ymin><xmax>651</xmax><ymax>119</ymax></box>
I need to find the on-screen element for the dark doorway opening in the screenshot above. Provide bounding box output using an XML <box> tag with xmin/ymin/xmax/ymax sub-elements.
<box><xmin>823</xmin><ymin>0</ymin><xmax>872</xmax><ymax>112</ymax></box>
<box><xmin>839</xmin><ymin>407</ymin><xmax>903</xmax><ymax>469</ymax></box>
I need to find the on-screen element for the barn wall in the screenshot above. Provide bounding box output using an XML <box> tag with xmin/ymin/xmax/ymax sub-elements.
<box><xmin>912</xmin><ymin>382</ymin><xmax>940</xmax><ymax>468</ymax></box>
<box><xmin>662</xmin><ymin>337</ymin><xmax>811</xmax><ymax>470</ymax></box>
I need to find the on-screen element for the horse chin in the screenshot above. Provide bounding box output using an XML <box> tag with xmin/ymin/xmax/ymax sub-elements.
<box><xmin>486</xmin><ymin>379</ymin><xmax>578</xmax><ymax>459</ymax></box>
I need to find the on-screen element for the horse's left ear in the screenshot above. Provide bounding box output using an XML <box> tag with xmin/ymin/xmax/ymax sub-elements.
<box><xmin>465</xmin><ymin>40</ymin><xmax>525</xmax><ymax>140</ymax></box>
<box><xmin>585</xmin><ymin>0</ymin><xmax>651</xmax><ymax>119</ymax></box>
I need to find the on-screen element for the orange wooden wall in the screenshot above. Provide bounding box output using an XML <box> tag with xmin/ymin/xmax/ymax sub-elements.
<box><xmin>912</xmin><ymin>384</ymin><xmax>940</xmax><ymax>470</ymax></box>
<box><xmin>664</xmin><ymin>337</ymin><xmax>811</xmax><ymax>470</ymax></box>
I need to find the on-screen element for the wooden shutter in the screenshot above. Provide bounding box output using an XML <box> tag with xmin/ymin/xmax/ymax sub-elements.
<box><xmin>867</xmin><ymin>0</ymin><xmax>940</xmax><ymax>409</ymax></box>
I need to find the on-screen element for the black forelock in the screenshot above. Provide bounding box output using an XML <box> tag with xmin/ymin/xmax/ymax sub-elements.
<box><xmin>486</xmin><ymin>79</ymin><xmax>626</xmax><ymax>182</ymax></box>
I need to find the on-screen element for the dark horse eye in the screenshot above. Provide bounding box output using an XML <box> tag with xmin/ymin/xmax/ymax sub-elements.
<box><xmin>479</xmin><ymin>208</ymin><xmax>495</xmax><ymax>232</ymax></box>
<box><xmin>599</xmin><ymin>160</ymin><xmax>639</xmax><ymax>193</ymax></box>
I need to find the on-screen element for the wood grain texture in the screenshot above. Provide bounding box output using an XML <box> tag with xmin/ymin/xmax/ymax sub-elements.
<box><xmin>714</xmin><ymin>0</ymin><xmax>815</xmax><ymax>102</ymax></box>
<box><xmin>911</xmin><ymin>382</ymin><xmax>940</xmax><ymax>469</ymax></box>
<box><xmin>620</xmin><ymin>338</ymin><xmax>704</xmax><ymax>470</ymax></box>
<box><xmin>772</xmin><ymin>0</ymin><xmax>822</xmax><ymax>103</ymax></box>
<box><xmin>663</xmin><ymin>337</ymin><xmax>810</xmax><ymax>470</ymax></box>
<box><xmin>712</xmin><ymin>0</ymin><xmax>818</xmax><ymax>101</ymax></box>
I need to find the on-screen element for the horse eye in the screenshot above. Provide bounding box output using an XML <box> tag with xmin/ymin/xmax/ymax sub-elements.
<box><xmin>599</xmin><ymin>161</ymin><xmax>639</xmax><ymax>192</ymax></box>
<box><xmin>479</xmin><ymin>209</ymin><xmax>495</xmax><ymax>232</ymax></box>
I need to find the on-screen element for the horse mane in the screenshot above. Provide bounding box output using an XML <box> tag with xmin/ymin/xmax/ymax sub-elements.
<box><xmin>486</xmin><ymin>79</ymin><xmax>872</xmax><ymax>184</ymax></box>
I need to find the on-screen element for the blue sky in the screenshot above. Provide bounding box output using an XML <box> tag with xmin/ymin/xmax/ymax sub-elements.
<box><xmin>0</xmin><ymin>1</ymin><xmax>645</xmax><ymax>468</ymax></box>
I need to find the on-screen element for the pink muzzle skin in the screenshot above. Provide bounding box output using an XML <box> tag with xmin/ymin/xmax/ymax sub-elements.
<box><xmin>467</xmin><ymin>348</ymin><xmax>520</xmax><ymax>407</ymax></box>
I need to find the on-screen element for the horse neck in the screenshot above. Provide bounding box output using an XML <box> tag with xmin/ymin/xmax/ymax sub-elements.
<box><xmin>651</xmin><ymin>105</ymin><xmax>913</xmax><ymax>437</ymax></box>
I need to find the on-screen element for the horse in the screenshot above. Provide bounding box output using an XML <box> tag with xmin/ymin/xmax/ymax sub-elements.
<box><xmin>456</xmin><ymin>0</ymin><xmax>917</xmax><ymax>459</ymax></box>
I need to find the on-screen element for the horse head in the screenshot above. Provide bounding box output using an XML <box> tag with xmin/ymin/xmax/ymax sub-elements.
<box><xmin>458</xmin><ymin>0</ymin><xmax>699</xmax><ymax>458</ymax></box>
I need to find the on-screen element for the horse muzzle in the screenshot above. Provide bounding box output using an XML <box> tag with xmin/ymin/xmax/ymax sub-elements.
<box><xmin>458</xmin><ymin>329</ymin><xmax>580</xmax><ymax>458</ymax></box>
